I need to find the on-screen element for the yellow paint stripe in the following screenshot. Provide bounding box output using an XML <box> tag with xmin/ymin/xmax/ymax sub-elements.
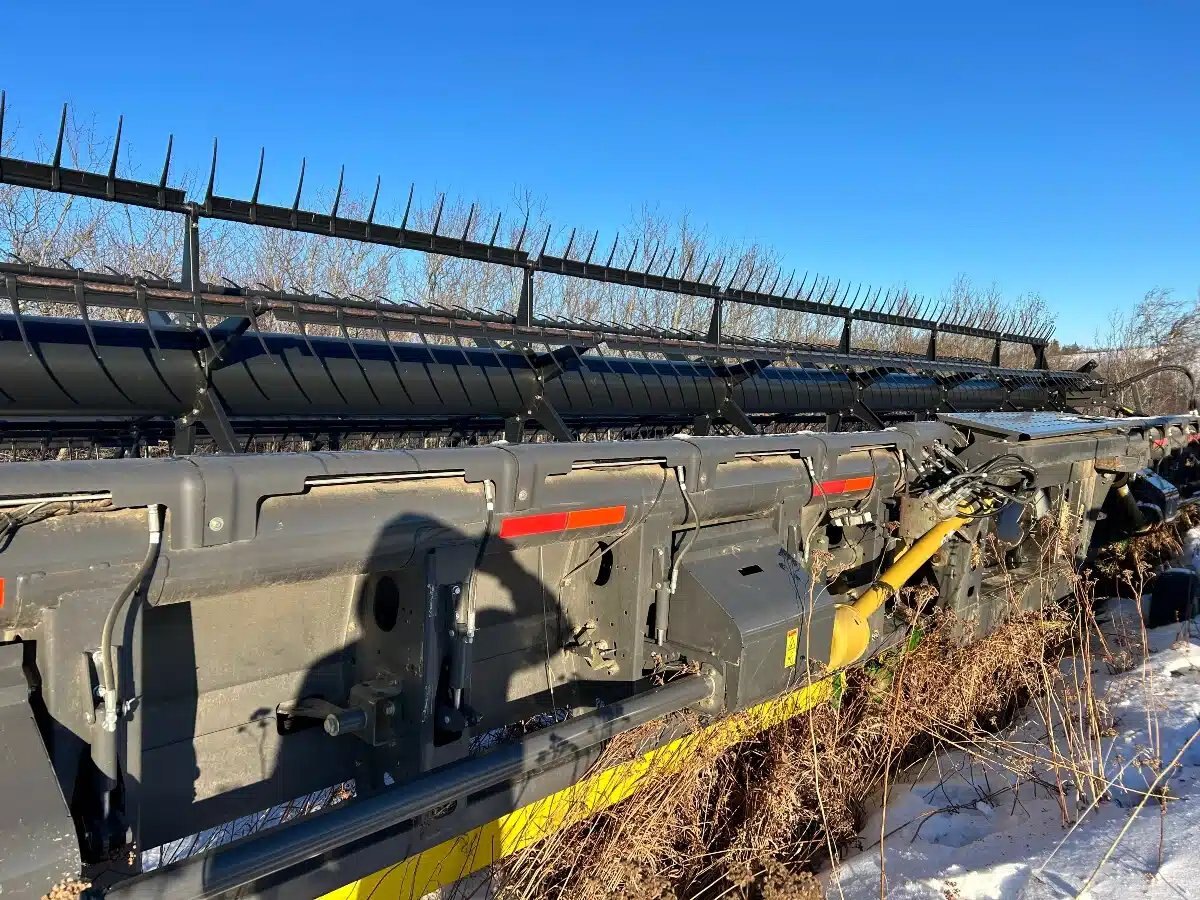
<box><xmin>319</xmin><ymin>677</ymin><xmax>834</xmax><ymax>900</ymax></box>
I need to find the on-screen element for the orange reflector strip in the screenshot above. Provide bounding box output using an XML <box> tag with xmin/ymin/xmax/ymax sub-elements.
<box><xmin>0</xmin><ymin>577</ymin><xmax>4</xmax><ymax>609</ymax></box>
<box><xmin>499</xmin><ymin>505</ymin><xmax>626</xmax><ymax>539</ymax></box>
<box><xmin>814</xmin><ymin>475</ymin><xmax>875</xmax><ymax>497</ymax></box>
<box><xmin>565</xmin><ymin>505</ymin><xmax>626</xmax><ymax>530</ymax></box>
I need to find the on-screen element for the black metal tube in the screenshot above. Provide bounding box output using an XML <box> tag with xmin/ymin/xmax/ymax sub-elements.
<box><xmin>111</xmin><ymin>674</ymin><xmax>713</xmax><ymax>900</ymax></box>
<box><xmin>0</xmin><ymin>314</ymin><xmax>1094</xmax><ymax>432</ymax></box>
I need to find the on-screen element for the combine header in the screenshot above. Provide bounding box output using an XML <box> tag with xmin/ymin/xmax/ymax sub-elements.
<box><xmin>0</xmin><ymin>96</ymin><xmax>1194</xmax><ymax>899</ymax></box>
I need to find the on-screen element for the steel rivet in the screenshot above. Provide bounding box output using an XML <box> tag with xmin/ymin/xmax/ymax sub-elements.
<box><xmin>208</xmin><ymin>516</ymin><xmax>225</xmax><ymax>532</ymax></box>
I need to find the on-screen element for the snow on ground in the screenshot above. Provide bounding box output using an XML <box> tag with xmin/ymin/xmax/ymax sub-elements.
<box><xmin>828</xmin><ymin>528</ymin><xmax>1200</xmax><ymax>900</ymax></box>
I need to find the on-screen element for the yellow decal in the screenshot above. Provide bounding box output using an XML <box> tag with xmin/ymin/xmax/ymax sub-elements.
<box><xmin>784</xmin><ymin>627</ymin><xmax>799</xmax><ymax>668</ymax></box>
<box><xmin>319</xmin><ymin>678</ymin><xmax>833</xmax><ymax>900</ymax></box>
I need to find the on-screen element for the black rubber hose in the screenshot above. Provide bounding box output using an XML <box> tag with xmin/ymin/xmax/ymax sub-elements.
<box><xmin>98</xmin><ymin>506</ymin><xmax>162</xmax><ymax>724</ymax></box>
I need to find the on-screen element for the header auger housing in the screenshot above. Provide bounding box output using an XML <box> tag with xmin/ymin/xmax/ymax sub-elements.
<box><xmin>0</xmin><ymin>94</ymin><xmax>1196</xmax><ymax>899</ymax></box>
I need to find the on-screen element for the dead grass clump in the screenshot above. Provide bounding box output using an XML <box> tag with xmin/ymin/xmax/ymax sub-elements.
<box><xmin>488</xmin><ymin>606</ymin><xmax>1071</xmax><ymax>900</ymax></box>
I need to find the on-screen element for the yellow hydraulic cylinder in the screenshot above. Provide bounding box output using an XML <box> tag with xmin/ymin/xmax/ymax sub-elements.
<box><xmin>827</xmin><ymin>513</ymin><xmax>971</xmax><ymax>669</ymax></box>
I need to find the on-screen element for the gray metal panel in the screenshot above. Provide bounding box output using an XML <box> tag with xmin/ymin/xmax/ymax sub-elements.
<box><xmin>0</xmin><ymin>643</ymin><xmax>81</xmax><ymax>896</ymax></box>
<box><xmin>939</xmin><ymin>411</ymin><xmax>1192</xmax><ymax>440</ymax></box>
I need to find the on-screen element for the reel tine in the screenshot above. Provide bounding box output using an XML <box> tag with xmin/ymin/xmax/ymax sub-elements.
<box><xmin>826</xmin><ymin>277</ymin><xmax>843</xmax><ymax>304</ymax></box>
<box><xmin>461</xmin><ymin>203</ymin><xmax>476</xmax><ymax>242</ymax></box>
<box><xmin>753</xmin><ymin>267</ymin><xmax>769</xmax><ymax>295</ymax></box>
<box><xmin>780</xmin><ymin>269</ymin><xmax>796</xmax><ymax>298</ymax></box>
<box><xmin>583</xmin><ymin>230</ymin><xmax>599</xmax><ymax>265</ymax></box>
<box><xmin>624</xmin><ymin>238</ymin><xmax>640</xmax><ymax>270</ymax></box>
<box><xmin>330</xmin><ymin>165</ymin><xmax>345</xmax><ymax>226</ymax></box>
<box><xmin>766</xmin><ymin>267</ymin><xmax>781</xmax><ymax>296</ymax></box>
<box><xmin>400</xmin><ymin>183</ymin><xmax>415</xmax><ymax>232</ymax></box>
<box><xmin>849</xmin><ymin>282</ymin><xmax>864</xmax><ymax>310</ymax></box>
<box><xmin>605</xmin><ymin>233</ymin><xmax>620</xmax><ymax>268</ymax></box>
<box><xmin>660</xmin><ymin>246</ymin><xmax>676</xmax><ymax>278</ymax></box>
<box><xmin>0</xmin><ymin>91</ymin><xmax>5</xmax><ymax>178</ymax></box>
<box><xmin>51</xmin><ymin>103</ymin><xmax>67</xmax><ymax>188</ymax></box>
<box><xmin>488</xmin><ymin>211</ymin><xmax>502</xmax><ymax>248</ymax></box>
<box><xmin>645</xmin><ymin>240</ymin><xmax>661</xmax><ymax>273</ymax></box>
<box><xmin>794</xmin><ymin>271</ymin><xmax>810</xmax><ymax>299</ymax></box>
<box><xmin>290</xmin><ymin>158</ymin><xmax>307</xmax><ymax>226</ymax></box>
<box><xmin>679</xmin><ymin>247</ymin><xmax>695</xmax><ymax>281</ymax></box>
<box><xmin>105</xmin><ymin>115</ymin><xmax>123</xmax><ymax>198</ymax></box>
<box><xmin>515</xmin><ymin>210</ymin><xmax>529</xmax><ymax>253</ymax></box>
<box><xmin>156</xmin><ymin>134</ymin><xmax>174</xmax><ymax>206</ymax></box>
<box><xmin>431</xmin><ymin>193</ymin><xmax>446</xmax><ymax>236</ymax></box>
<box><xmin>562</xmin><ymin>227</ymin><xmax>577</xmax><ymax>260</ymax></box>
<box><xmin>249</xmin><ymin>148</ymin><xmax>266</xmax><ymax>221</ymax></box>
<box><xmin>204</xmin><ymin>138</ymin><xmax>218</xmax><ymax>211</ymax></box>
<box><xmin>538</xmin><ymin>223</ymin><xmax>552</xmax><ymax>259</ymax></box>
<box><xmin>709</xmin><ymin>256</ymin><xmax>726</xmax><ymax>287</ymax></box>
<box><xmin>723</xmin><ymin>256</ymin><xmax>742</xmax><ymax>292</ymax></box>
<box><xmin>366</xmin><ymin>176</ymin><xmax>382</xmax><ymax>228</ymax></box>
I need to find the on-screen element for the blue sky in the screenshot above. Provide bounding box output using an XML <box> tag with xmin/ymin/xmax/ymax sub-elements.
<box><xmin>2</xmin><ymin>1</ymin><xmax>1196</xmax><ymax>345</ymax></box>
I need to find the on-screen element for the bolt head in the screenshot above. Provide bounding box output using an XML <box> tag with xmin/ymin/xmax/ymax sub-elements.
<box><xmin>208</xmin><ymin>516</ymin><xmax>225</xmax><ymax>532</ymax></box>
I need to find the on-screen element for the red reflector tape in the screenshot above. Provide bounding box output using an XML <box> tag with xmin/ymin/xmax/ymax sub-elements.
<box><xmin>0</xmin><ymin>577</ymin><xmax>4</xmax><ymax>609</ymax></box>
<box><xmin>814</xmin><ymin>475</ymin><xmax>875</xmax><ymax>497</ymax></box>
<box><xmin>499</xmin><ymin>505</ymin><xmax>626</xmax><ymax>539</ymax></box>
<box><xmin>499</xmin><ymin>511</ymin><xmax>568</xmax><ymax>539</ymax></box>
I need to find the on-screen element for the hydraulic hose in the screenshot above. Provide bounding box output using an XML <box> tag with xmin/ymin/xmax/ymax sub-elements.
<box><xmin>98</xmin><ymin>505</ymin><xmax>162</xmax><ymax>733</ymax></box>
<box><xmin>828</xmin><ymin>513</ymin><xmax>970</xmax><ymax>670</ymax></box>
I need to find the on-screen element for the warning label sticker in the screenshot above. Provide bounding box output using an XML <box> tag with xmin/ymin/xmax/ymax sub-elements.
<box><xmin>784</xmin><ymin>627</ymin><xmax>799</xmax><ymax>668</ymax></box>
